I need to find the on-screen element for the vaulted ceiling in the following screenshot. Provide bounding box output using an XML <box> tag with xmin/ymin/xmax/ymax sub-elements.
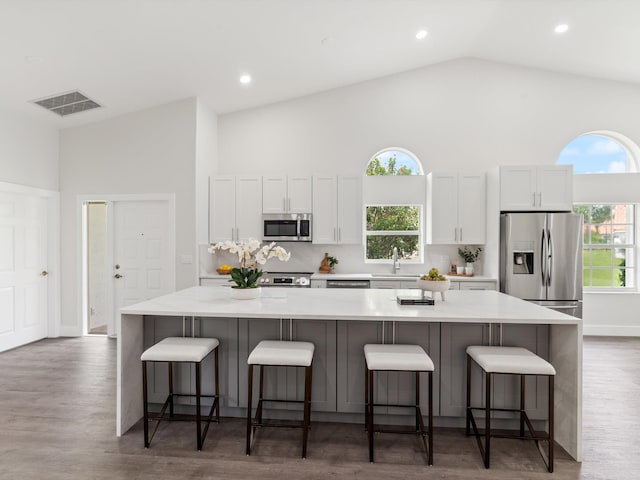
<box><xmin>2</xmin><ymin>0</ymin><xmax>638</xmax><ymax>128</ymax></box>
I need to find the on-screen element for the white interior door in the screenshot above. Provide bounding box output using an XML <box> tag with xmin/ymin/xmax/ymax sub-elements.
<box><xmin>0</xmin><ymin>192</ymin><xmax>48</xmax><ymax>352</ymax></box>
<box><xmin>111</xmin><ymin>200</ymin><xmax>174</xmax><ymax>336</ymax></box>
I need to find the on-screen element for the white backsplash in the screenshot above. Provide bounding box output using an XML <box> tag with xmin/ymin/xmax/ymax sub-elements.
<box><xmin>200</xmin><ymin>242</ymin><xmax>484</xmax><ymax>276</ymax></box>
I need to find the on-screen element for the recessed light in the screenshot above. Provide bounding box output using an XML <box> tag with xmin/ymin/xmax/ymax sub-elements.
<box><xmin>239</xmin><ymin>74</ymin><xmax>252</xmax><ymax>85</ymax></box>
<box><xmin>416</xmin><ymin>29</ymin><xmax>428</xmax><ymax>40</ymax></box>
<box><xmin>554</xmin><ymin>24</ymin><xmax>569</xmax><ymax>34</ymax></box>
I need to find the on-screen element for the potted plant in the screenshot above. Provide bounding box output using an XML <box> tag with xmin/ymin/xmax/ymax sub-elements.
<box><xmin>458</xmin><ymin>246</ymin><xmax>482</xmax><ymax>275</ymax></box>
<box><xmin>319</xmin><ymin>253</ymin><xmax>339</xmax><ymax>273</ymax></box>
<box><xmin>209</xmin><ymin>239</ymin><xmax>290</xmax><ymax>299</ymax></box>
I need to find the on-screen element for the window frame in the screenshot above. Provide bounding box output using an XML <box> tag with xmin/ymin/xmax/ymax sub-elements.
<box><xmin>577</xmin><ymin>203</ymin><xmax>636</xmax><ymax>291</ymax></box>
<box><xmin>364</xmin><ymin>204</ymin><xmax>423</xmax><ymax>264</ymax></box>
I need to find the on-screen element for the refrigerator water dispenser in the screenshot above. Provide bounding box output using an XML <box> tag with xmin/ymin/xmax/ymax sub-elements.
<box><xmin>513</xmin><ymin>251</ymin><xmax>534</xmax><ymax>274</ymax></box>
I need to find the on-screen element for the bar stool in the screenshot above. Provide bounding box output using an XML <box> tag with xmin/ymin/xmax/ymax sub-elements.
<box><xmin>141</xmin><ymin>336</ymin><xmax>220</xmax><ymax>451</ymax></box>
<box><xmin>246</xmin><ymin>340</ymin><xmax>315</xmax><ymax>458</ymax></box>
<box><xmin>364</xmin><ymin>344</ymin><xmax>434</xmax><ymax>465</ymax></box>
<box><xmin>466</xmin><ymin>346</ymin><xmax>555</xmax><ymax>472</ymax></box>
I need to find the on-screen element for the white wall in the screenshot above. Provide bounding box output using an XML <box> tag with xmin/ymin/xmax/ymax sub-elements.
<box><xmin>195</xmin><ymin>102</ymin><xmax>218</xmax><ymax>246</ymax></box>
<box><xmin>59</xmin><ymin>98</ymin><xmax>200</xmax><ymax>334</ymax></box>
<box><xmin>218</xmin><ymin>58</ymin><xmax>640</xmax><ymax>336</ymax></box>
<box><xmin>0</xmin><ymin>110</ymin><xmax>59</xmax><ymax>190</ymax></box>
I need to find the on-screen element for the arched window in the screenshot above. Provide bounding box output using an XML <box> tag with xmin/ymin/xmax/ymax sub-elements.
<box><xmin>557</xmin><ymin>131</ymin><xmax>639</xmax><ymax>173</ymax></box>
<box><xmin>557</xmin><ymin>132</ymin><xmax>639</xmax><ymax>289</ymax></box>
<box><xmin>366</xmin><ymin>148</ymin><xmax>423</xmax><ymax>176</ymax></box>
<box><xmin>364</xmin><ymin>148</ymin><xmax>423</xmax><ymax>262</ymax></box>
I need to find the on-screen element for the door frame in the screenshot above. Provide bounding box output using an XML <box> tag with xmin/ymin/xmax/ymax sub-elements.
<box><xmin>0</xmin><ymin>181</ymin><xmax>60</xmax><ymax>340</ymax></box>
<box><xmin>77</xmin><ymin>194</ymin><xmax>176</xmax><ymax>337</ymax></box>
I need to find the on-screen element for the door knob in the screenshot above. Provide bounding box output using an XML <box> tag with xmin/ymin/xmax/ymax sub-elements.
<box><xmin>114</xmin><ymin>274</ymin><xmax>123</xmax><ymax>279</ymax></box>
<box><xmin>40</xmin><ymin>270</ymin><xmax>48</xmax><ymax>277</ymax></box>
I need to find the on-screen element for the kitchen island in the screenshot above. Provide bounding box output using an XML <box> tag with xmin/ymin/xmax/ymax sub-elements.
<box><xmin>118</xmin><ymin>286</ymin><xmax>582</xmax><ymax>461</ymax></box>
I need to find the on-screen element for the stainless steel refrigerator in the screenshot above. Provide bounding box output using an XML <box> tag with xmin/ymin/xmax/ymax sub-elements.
<box><xmin>500</xmin><ymin>212</ymin><xmax>583</xmax><ymax>318</ymax></box>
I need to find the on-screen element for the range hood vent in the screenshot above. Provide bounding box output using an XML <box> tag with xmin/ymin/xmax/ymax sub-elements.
<box><xmin>31</xmin><ymin>90</ymin><xmax>101</xmax><ymax>116</ymax></box>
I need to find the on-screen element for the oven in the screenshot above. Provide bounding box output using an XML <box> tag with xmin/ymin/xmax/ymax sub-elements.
<box><xmin>258</xmin><ymin>272</ymin><xmax>313</xmax><ymax>288</ymax></box>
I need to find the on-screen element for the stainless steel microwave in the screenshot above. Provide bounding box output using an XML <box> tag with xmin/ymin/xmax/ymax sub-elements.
<box><xmin>262</xmin><ymin>213</ymin><xmax>312</xmax><ymax>242</ymax></box>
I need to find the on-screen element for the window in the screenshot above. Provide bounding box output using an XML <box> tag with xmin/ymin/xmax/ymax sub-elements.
<box><xmin>364</xmin><ymin>148</ymin><xmax>424</xmax><ymax>261</ymax></box>
<box><xmin>366</xmin><ymin>148</ymin><xmax>423</xmax><ymax>176</ymax></box>
<box><xmin>575</xmin><ymin>204</ymin><xmax>635</xmax><ymax>288</ymax></box>
<box><xmin>365</xmin><ymin>205</ymin><xmax>421</xmax><ymax>261</ymax></box>
<box><xmin>557</xmin><ymin>132</ymin><xmax>639</xmax><ymax>173</ymax></box>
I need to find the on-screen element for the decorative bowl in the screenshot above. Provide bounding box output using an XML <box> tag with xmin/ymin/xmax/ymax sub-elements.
<box><xmin>416</xmin><ymin>278</ymin><xmax>451</xmax><ymax>301</ymax></box>
<box><xmin>216</xmin><ymin>266</ymin><xmax>232</xmax><ymax>275</ymax></box>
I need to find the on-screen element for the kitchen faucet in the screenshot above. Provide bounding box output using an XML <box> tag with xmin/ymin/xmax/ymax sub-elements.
<box><xmin>392</xmin><ymin>247</ymin><xmax>400</xmax><ymax>273</ymax></box>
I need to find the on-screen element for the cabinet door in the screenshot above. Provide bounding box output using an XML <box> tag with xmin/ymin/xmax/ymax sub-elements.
<box><xmin>235</xmin><ymin>176</ymin><xmax>263</xmax><ymax>241</ymax></box>
<box><xmin>439</xmin><ymin>323</ymin><xmax>490</xmax><ymax>416</ymax></box>
<box><xmin>209</xmin><ymin>176</ymin><xmax>236</xmax><ymax>242</ymax></box>
<box><xmin>337</xmin><ymin>175</ymin><xmax>362</xmax><ymax>244</ymax></box>
<box><xmin>427</xmin><ymin>172</ymin><xmax>458</xmax><ymax>244</ymax></box>
<box><xmin>312</xmin><ymin>175</ymin><xmax>337</xmax><ymax>244</ymax></box>
<box><xmin>287</xmin><ymin>175</ymin><xmax>312</xmax><ymax>213</ymax></box>
<box><xmin>336</xmin><ymin>321</ymin><xmax>383</xmax><ymax>413</ymax></box>
<box><xmin>538</xmin><ymin>165</ymin><xmax>573</xmax><ymax>211</ymax></box>
<box><xmin>458</xmin><ymin>281</ymin><xmax>496</xmax><ymax>290</ymax></box>
<box><xmin>262</xmin><ymin>176</ymin><xmax>287</xmax><ymax>213</ymax></box>
<box><xmin>458</xmin><ymin>173</ymin><xmax>486</xmax><ymax>244</ymax></box>
<box><xmin>500</xmin><ymin>166</ymin><xmax>537</xmax><ymax>211</ymax></box>
<box><xmin>370</xmin><ymin>280</ymin><xmax>400</xmax><ymax>289</ymax></box>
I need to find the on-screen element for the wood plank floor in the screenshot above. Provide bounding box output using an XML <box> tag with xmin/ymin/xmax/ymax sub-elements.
<box><xmin>0</xmin><ymin>336</ymin><xmax>638</xmax><ymax>479</ymax></box>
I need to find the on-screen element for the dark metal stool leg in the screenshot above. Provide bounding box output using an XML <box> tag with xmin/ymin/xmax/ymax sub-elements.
<box><xmin>142</xmin><ymin>361</ymin><xmax>149</xmax><ymax>448</ymax></box>
<box><xmin>257</xmin><ymin>365</ymin><xmax>264</xmax><ymax>425</ymax></box>
<box><xmin>168</xmin><ymin>362</ymin><xmax>174</xmax><ymax>417</ymax></box>
<box><xmin>368</xmin><ymin>368</ymin><xmax>374</xmax><ymax>463</ymax></box>
<box><xmin>215</xmin><ymin>347</ymin><xmax>220</xmax><ymax>423</ymax></box>
<box><xmin>364</xmin><ymin>362</ymin><xmax>369</xmax><ymax>430</ymax></box>
<box><xmin>246</xmin><ymin>364</ymin><xmax>254</xmax><ymax>455</ymax></box>
<box><xmin>549</xmin><ymin>375</ymin><xmax>554</xmax><ymax>473</ymax></box>
<box><xmin>465</xmin><ymin>354</ymin><xmax>471</xmax><ymax>436</ymax></box>
<box><xmin>196</xmin><ymin>362</ymin><xmax>202</xmax><ymax>451</ymax></box>
<box><xmin>302</xmin><ymin>365</ymin><xmax>313</xmax><ymax>458</ymax></box>
<box><xmin>520</xmin><ymin>375</ymin><xmax>525</xmax><ymax>437</ymax></box>
<box><xmin>485</xmin><ymin>371</ymin><xmax>491</xmax><ymax>469</ymax></box>
<box><xmin>428</xmin><ymin>371</ymin><xmax>433</xmax><ymax>466</ymax></box>
<box><xmin>415</xmin><ymin>372</ymin><xmax>420</xmax><ymax>431</ymax></box>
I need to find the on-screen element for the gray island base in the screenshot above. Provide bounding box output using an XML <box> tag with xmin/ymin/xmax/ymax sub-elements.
<box><xmin>118</xmin><ymin>287</ymin><xmax>582</xmax><ymax>461</ymax></box>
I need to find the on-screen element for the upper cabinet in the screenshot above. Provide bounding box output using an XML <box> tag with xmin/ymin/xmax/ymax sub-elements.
<box><xmin>500</xmin><ymin>165</ymin><xmax>573</xmax><ymax>211</ymax></box>
<box><xmin>262</xmin><ymin>175</ymin><xmax>312</xmax><ymax>213</ymax></box>
<box><xmin>426</xmin><ymin>172</ymin><xmax>486</xmax><ymax>244</ymax></box>
<box><xmin>209</xmin><ymin>176</ymin><xmax>263</xmax><ymax>243</ymax></box>
<box><xmin>312</xmin><ymin>175</ymin><xmax>362</xmax><ymax>245</ymax></box>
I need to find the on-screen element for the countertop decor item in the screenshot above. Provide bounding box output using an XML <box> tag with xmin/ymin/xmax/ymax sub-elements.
<box><xmin>458</xmin><ymin>246</ymin><xmax>482</xmax><ymax>264</ymax></box>
<box><xmin>216</xmin><ymin>264</ymin><xmax>232</xmax><ymax>275</ymax></box>
<box><xmin>319</xmin><ymin>253</ymin><xmax>338</xmax><ymax>273</ymax></box>
<box><xmin>416</xmin><ymin>268</ymin><xmax>451</xmax><ymax>301</ymax></box>
<box><xmin>208</xmin><ymin>239</ymin><xmax>290</xmax><ymax>298</ymax></box>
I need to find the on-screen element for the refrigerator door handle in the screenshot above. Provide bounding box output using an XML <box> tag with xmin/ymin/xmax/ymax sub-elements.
<box><xmin>547</xmin><ymin>228</ymin><xmax>553</xmax><ymax>287</ymax></box>
<box><xmin>540</xmin><ymin>229</ymin><xmax>546</xmax><ymax>286</ymax></box>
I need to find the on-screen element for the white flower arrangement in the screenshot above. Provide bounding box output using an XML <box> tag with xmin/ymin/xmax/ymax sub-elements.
<box><xmin>208</xmin><ymin>239</ymin><xmax>290</xmax><ymax>288</ymax></box>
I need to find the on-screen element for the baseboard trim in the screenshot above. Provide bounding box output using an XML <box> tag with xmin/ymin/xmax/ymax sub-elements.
<box><xmin>583</xmin><ymin>325</ymin><xmax>640</xmax><ymax>337</ymax></box>
<box><xmin>57</xmin><ymin>325</ymin><xmax>83</xmax><ymax>337</ymax></box>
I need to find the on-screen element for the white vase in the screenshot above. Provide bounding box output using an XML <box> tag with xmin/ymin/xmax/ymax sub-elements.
<box><xmin>465</xmin><ymin>263</ymin><xmax>474</xmax><ymax>275</ymax></box>
<box><xmin>230</xmin><ymin>286</ymin><xmax>262</xmax><ymax>300</ymax></box>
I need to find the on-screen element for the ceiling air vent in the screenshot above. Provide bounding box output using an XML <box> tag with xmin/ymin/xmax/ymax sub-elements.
<box><xmin>31</xmin><ymin>90</ymin><xmax>101</xmax><ymax>117</ymax></box>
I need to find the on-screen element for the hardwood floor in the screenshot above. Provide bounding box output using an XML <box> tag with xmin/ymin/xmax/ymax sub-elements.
<box><xmin>0</xmin><ymin>336</ymin><xmax>638</xmax><ymax>479</ymax></box>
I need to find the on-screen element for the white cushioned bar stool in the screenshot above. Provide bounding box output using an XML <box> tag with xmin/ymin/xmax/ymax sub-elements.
<box><xmin>141</xmin><ymin>336</ymin><xmax>220</xmax><ymax>451</ymax></box>
<box><xmin>364</xmin><ymin>344</ymin><xmax>435</xmax><ymax>465</ymax></box>
<box><xmin>246</xmin><ymin>340</ymin><xmax>315</xmax><ymax>458</ymax></box>
<box><xmin>466</xmin><ymin>346</ymin><xmax>555</xmax><ymax>472</ymax></box>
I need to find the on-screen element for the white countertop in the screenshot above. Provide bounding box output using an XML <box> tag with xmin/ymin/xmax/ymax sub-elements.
<box><xmin>121</xmin><ymin>286</ymin><xmax>578</xmax><ymax>325</ymax></box>
<box><xmin>200</xmin><ymin>272</ymin><xmax>496</xmax><ymax>282</ymax></box>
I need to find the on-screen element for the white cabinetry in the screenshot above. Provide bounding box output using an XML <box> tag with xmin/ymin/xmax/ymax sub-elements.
<box><xmin>209</xmin><ymin>176</ymin><xmax>262</xmax><ymax>242</ymax></box>
<box><xmin>312</xmin><ymin>175</ymin><xmax>362</xmax><ymax>244</ymax></box>
<box><xmin>500</xmin><ymin>165</ymin><xmax>573</xmax><ymax>211</ymax></box>
<box><xmin>263</xmin><ymin>175</ymin><xmax>312</xmax><ymax>213</ymax></box>
<box><xmin>427</xmin><ymin>172</ymin><xmax>486</xmax><ymax>244</ymax></box>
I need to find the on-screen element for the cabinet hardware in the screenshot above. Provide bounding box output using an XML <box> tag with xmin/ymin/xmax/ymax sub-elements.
<box><xmin>40</xmin><ymin>270</ymin><xmax>48</xmax><ymax>277</ymax></box>
<box><xmin>460</xmin><ymin>227</ymin><xmax>463</xmax><ymax>242</ymax></box>
<box><xmin>114</xmin><ymin>273</ymin><xmax>123</xmax><ymax>279</ymax></box>
<box><xmin>532</xmin><ymin>192</ymin><xmax>536</xmax><ymax>207</ymax></box>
